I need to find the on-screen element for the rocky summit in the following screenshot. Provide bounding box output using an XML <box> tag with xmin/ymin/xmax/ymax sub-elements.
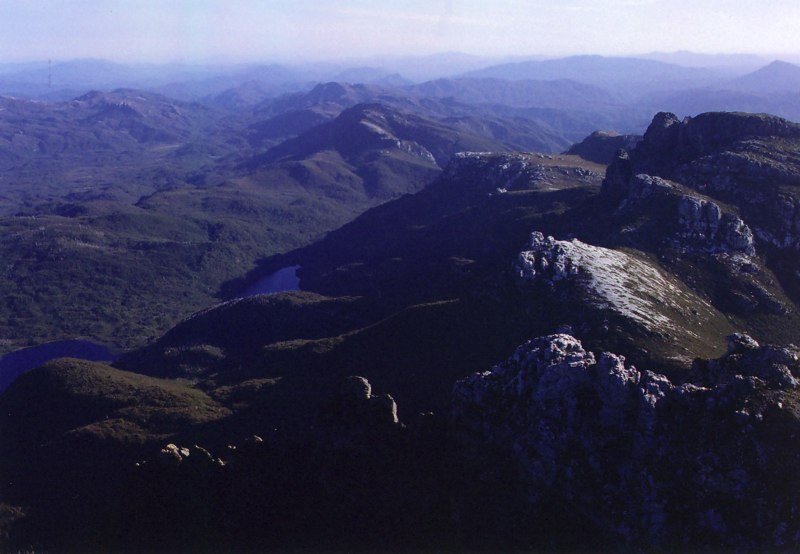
<box><xmin>454</xmin><ymin>333</ymin><xmax>800</xmax><ymax>549</ymax></box>
<box><xmin>565</xmin><ymin>129</ymin><xmax>642</xmax><ymax>164</ymax></box>
<box><xmin>609</xmin><ymin>111</ymin><xmax>800</xmax><ymax>256</ymax></box>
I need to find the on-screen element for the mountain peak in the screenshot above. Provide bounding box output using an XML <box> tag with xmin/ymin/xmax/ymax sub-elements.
<box><xmin>762</xmin><ymin>59</ymin><xmax>800</xmax><ymax>71</ymax></box>
<box><xmin>733</xmin><ymin>60</ymin><xmax>800</xmax><ymax>93</ymax></box>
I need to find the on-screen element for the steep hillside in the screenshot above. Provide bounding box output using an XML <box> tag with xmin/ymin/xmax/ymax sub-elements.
<box><xmin>258</xmin><ymin>102</ymin><xmax>509</xmax><ymax>167</ymax></box>
<box><xmin>0</xmin><ymin>198</ymin><xmax>332</xmax><ymax>353</ymax></box>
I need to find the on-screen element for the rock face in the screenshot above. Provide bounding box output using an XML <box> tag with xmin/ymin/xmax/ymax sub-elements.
<box><xmin>605</xmin><ymin>154</ymin><xmax>757</xmax><ymax>256</ymax></box>
<box><xmin>608</xmin><ymin>110</ymin><xmax>800</xmax><ymax>318</ymax></box>
<box><xmin>453</xmin><ymin>333</ymin><xmax>800</xmax><ymax>548</ymax></box>
<box><xmin>624</xmin><ymin>172</ymin><xmax>675</xmax><ymax>200</ymax></box>
<box><xmin>693</xmin><ymin>333</ymin><xmax>800</xmax><ymax>389</ymax></box>
<box><xmin>157</xmin><ymin>443</ymin><xmax>225</xmax><ymax>468</ymax></box>
<box><xmin>677</xmin><ymin>194</ymin><xmax>756</xmax><ymax>255</ymax></box>
<box><xmin>599</xmin><ymin>141</ymin><xmax>796</xmax><ymax>321</ymax></box>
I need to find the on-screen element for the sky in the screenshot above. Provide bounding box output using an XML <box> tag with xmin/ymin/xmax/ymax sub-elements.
<box><xmin>0</xmin><ymin>0</ymin><xmax>798</xmax><ymax>64</ymax></box>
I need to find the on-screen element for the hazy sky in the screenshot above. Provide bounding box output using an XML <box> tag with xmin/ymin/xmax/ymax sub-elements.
<box><xmin>0</xmin><ymin>0</ymin><xmax>798</xmax><ymax>63</ymax></box>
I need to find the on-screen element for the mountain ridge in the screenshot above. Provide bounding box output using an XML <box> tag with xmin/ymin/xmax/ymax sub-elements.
<box><xmin>5</xmin><ymin>74</ymin><xmax>800</xmax><ymax>549</ymax></box>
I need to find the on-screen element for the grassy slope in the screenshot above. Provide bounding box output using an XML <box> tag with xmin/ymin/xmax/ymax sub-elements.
<box><xmin>0</xmin><ymin>358</ymin><xmax>229</xmax><ymax>547</ymax></box>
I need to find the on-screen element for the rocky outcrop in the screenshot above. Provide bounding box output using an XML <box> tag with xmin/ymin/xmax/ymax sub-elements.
<box><xmin>515</xmin><ymin>232</ymin><xmax>726</xmax><ymax>348</ymax></box>
<box><xmin>670</xmin><ymin>151</ymin><xmax>800</xmax><ymax>251</ymax></box>
<box><xmin>691</xmin><ymin>333</ymin><xmax>800</xmax><ymax>389</ymax></box>
<box><xmin>445</xmin><ymin>152</ymin><xmax>601</xmax><ymax>195</ymax></box>
<box><xmin>566</xmin><ymin>130</ymin><xmax>642</xmax><ymax>164</ymax></box>
<box><xmin>763</xmin><ymin>192</ymin><xmax>800</xmax><ymax>249</ymax></box>
<box><xmin>626</xmin><ymin>173</ymin><xmax>675</xmax><ymax>199</ymax></box>
<box><xmin>601</xmin><ymin>149</ymin><xmax>634</xmax><ymax>199</ymax></box>
<box><xmin>608</xmin><ymin>172</ymin><xmax>678</xmax><ymax>212</ymax></box>
<box><xmin>604</xmin><ymin>151</ymin><xmax>757</xmax><ymax>256</ymax></box>
<box><xmin>605</xmin><ymin>158</ymin><xmax>678</xmax><ymax>203</ymax></box>
<box><xmin>638</xmin><ymin>111</ymin><xmax>800</xmax><ymax>171</ymax></box>
<box><xmin>617</xmin><ymin>111</ymin><xmax>800</xmax><ymax>255</ymax></box>
<box><xmin>156</xmin><ymin>443</ymin><xmax>226</xmax><ymax>468</ymax></box>
<box><xmin>453</xmin><ymin>333</ymin><xmax>800</xmax><ymax>548</ymax></box>
<box><xmin>677</xmin><ymin>195</ymin><xmax>756</xmax><ymax>255</ymax></box>
<box><xmin>317</xmin><ymin>375</ymin><xmax>401</xmax><ymax>446</ymax></box>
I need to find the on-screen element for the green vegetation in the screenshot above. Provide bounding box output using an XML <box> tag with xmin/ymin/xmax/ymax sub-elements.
<box><xmin>0</xmin><ymin>358</ymin><xmax>229</xmax><ymax>444</ymax></box>
<box><xmin>0</xmin><ymin>92</ymin><xmax>525</xmax><ymax>353</ymax></box>
<box><xmin>0</xmin><ymin>197</ymin><xmax>341</xmax><ymax>352</ymax></box>
<box><xmin>0</xmin><ymin>358</ymin><xmax>230</xmax><ymax>549</ymax></box>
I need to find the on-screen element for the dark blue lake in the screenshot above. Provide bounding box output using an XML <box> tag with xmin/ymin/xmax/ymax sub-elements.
<box><xmin>243</xmin><ymin>265</ymin><xmax>301</xmax><ymax>296</ymax></box>
<box><xmin>0</xmin><ymin>339</ymin><xmax>118</xmax><ymax>393</ymax></box>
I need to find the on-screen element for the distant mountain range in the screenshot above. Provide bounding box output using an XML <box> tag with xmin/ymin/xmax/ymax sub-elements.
<box><xmin>638</xmin><ymin>50</ymin><xmax>770</xmax><ymax>70</ymax></box>
<box><xmin>0</xmin><ymin>53</ymin><xmax>794</xmax><ymax>102</ymax></box>
<box><xmin>460</xmin><ymin>55</ymin><xmax>723</xmax><ymax>94</ymax></box>
<box><xmin>407</xmin><ymin>77</ymin><xmax>622</xmax><ymax>110</ymax></box>
<box><xmin>0</xmin><ymin>55</ymin><xmax>797</xmax><ymax>142</ymax></box>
